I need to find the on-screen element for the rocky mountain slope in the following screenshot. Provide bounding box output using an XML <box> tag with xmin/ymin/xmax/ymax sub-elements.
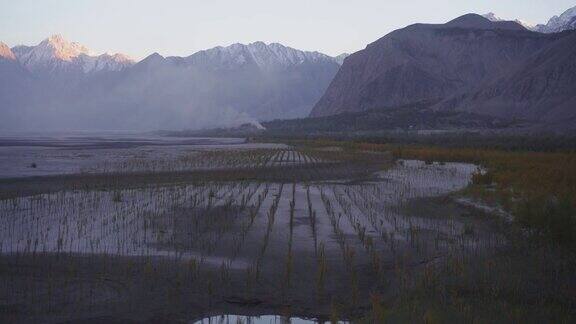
<box><xmin>309</xmin><ymin>13</ymin><xmax>576</xmax><ymax>131</ymax></box>
<box><xmin>441</xmin><ymin>31</ymin><xmax>576</xmax><ymax>127</ymax></box>
<box><xmin>333</xmin><ymin>53</ymin><xmax>349</xmax><ymax>65</ymax></box>
<box><xmin>311</xmin><ymin>14</ymin><xmax>550</xmax><ymax>116</ymax></box>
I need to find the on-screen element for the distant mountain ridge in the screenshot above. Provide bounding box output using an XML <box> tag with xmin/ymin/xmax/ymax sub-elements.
<box><xmin>534</xmin><ymin>6</ymin><xmax>576</xmax><ymax>33</ymax></box>
<box><xmin>186</xmin><ymin>41</ymin><xmax>340</xmax><ymax>68</ymax></box>
<box><xmin>8</xmin><ymin>35</ymin><xmax>345</xmax><ymax>73</ymax></box>
<box><xmin>483</xmin><ymin>5</ymin><xmax>576</xmax><ymax>33</ymax></box>
<box><xmin>0</xmin><ymin>36</ymin><xmax>342</xmax><ymax>130</ymax></box>
<box><xmin>11</xmin><ymin>34</ymin><xmax>134</xmax><ymax>74</ymax></box>
<box><xmin>482</xmin><ymin>12</ymin><xmax>535</xmax><ymax>30</ymax></box>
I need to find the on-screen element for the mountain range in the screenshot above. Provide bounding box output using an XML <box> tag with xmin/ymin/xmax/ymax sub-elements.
<box><xmin>0</xmin><ymin>36</ymin><xmax>343</xmax><ymax>130</ymax></box>
<box><xmin>310</xmin><ymin>9</ymin><xmax>576</xmax><ymax>132</ymax></box>
<box><xmin>483</xmin><ymin>6</ymin><xmax>576</xmax><ymax>33</ymax></box>
<box><xmin>533</xmin><ymin>6</ymin><xmax>576</xmax><ymax>33</ymax></box>
<box><xmin>1</xmin><ymin>5</ymin><xmax>575</xmax><ymax>132</ymax></box>
<box><xmin>10</xmin><ymin>34</ymin><xmax>134</xmax><ymax>74</ymax></box>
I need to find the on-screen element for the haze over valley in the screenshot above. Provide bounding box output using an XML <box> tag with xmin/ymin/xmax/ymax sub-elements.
<box><xmin>0</xmin><ymin>36</ymin><xmax>342</xmax><ymax>130</ymax></box>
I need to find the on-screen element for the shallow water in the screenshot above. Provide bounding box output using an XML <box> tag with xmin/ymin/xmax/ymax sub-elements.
<box><xmin>193</xmin><ymin>314</ymin><xmax>346</xmax><ymax>323</ymax></box>
<box><xmin>0</xmin><ymin>158</ymin><xmax>490</xmax><ymax>260</ymax></box>
<box><xmin>0</xmin><ymin>132</ymin><xmax>285</xmax><ymax>178</ymax></box>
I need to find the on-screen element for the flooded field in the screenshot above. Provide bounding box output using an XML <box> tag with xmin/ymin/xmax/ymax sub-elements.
<box><xmin>194</xmin><ymin>314</ymin><xmax>332</xmax><ymax>323</ymax></box>
<box><xmin>0</xmin><ymin>132</ymin><xmax>282</xmax><ymax>178</ymax></box>
<box><xmin>0</xmin><ymin>134</ymin><xmax>517</xmax><ymax>322</ymax></box>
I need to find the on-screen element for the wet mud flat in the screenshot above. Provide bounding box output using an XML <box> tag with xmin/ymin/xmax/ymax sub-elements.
<box><xmin>0</xmin><ymin>133</ymin><xmax>282</xmax><ymax>179</ymax></box>
<box><xmin>0</xmin><ymin>143</ymin><xmax>525</xmax><ymax>323</ymax></box>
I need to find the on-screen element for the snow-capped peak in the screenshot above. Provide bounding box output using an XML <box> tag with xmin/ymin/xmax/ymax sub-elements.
<box><xmin>43</xmin><ymin>34</ymin><xmax>91</xmax><ymax>60</ymax></box>
<box><xmin>535</xmin><ymin>5</ymin><xmax>576</xmax><ymax>33</ymax></box>
<box><xmin>187</xmin><ymin>41</ymin><xmax>337</xmax><ymax>69</ymax></box>
<box><xmin>482</xmin><ymin>12</ymin><xmax>535</xmax><ymax>30</ymax></box>
<box><xmin>483</xmin><ymin>12</ymin><xmax>501</xmax><ymax>22</ymax></box>
<box><xmin>485</xmin><ymin>6</ymin><xmax>576</xmax><ymax>33</ymax></box>
<box><xmin>109</xmin><ymin>53</ymin><xmax>132</xmax><ymax>62</ymax></box>
<box><xmin>78</xmin><ymin>52</ymin><xmax>135</xmax><ymax>73</ymax></box>
<box><xmin>0</xmin><ymin>42</ymin><xmax>16</xmax><ymax>60</ymax></box>
<box><xmin>12</xmin><ymin>34</ymin><xmax>134</xmax><ymax>73</ymax></box>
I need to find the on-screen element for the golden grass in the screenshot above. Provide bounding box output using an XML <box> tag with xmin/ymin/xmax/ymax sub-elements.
<box><xmin>387</xmin><ymin>146</ymin><xmax>576</xmax><ymax>246</ymax></box>
<box><xmin>289</xmin><ymin>139</ymin><xmax>576</xmax><ymax>246</ymax></box>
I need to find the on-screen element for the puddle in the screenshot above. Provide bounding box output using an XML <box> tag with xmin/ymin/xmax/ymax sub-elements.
<box><xmin>193</xmin><ymin>315</ymin><xmax>348</xmax><ymax>324</ymax></box>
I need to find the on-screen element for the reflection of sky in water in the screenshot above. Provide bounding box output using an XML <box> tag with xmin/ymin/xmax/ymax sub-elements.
<box><xmin>0</xmin><ymin>160</ymin><xmax>482</xmax><ymax>258</ymax></box>
<box><xmin>194</xmin><ymin>314</ymin><xmax>349</xmax><ymax>323</ymax></box>
<box><xmin>0</xmin><ymin>132</ymin><xmax>285</xmax><ymax>178</ymax></box>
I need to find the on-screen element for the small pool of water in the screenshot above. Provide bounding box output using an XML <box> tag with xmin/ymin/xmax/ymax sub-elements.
<box><xmin>193</xmin><ymin>314</ymin><xmax>348</xmax><ymax>324</ymax></box>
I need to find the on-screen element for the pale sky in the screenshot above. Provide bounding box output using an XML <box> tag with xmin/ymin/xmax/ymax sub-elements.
<box><xmin>1</xmin><ymin>0</ymin><xmax>574</xmax><ymax>60</ymax></box>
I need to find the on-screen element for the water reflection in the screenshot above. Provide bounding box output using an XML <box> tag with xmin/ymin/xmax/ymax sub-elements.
<box><xmin>193</xmin><ymin>314</ymin><xmax>348</xmax><ymax>324</ymax></box>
